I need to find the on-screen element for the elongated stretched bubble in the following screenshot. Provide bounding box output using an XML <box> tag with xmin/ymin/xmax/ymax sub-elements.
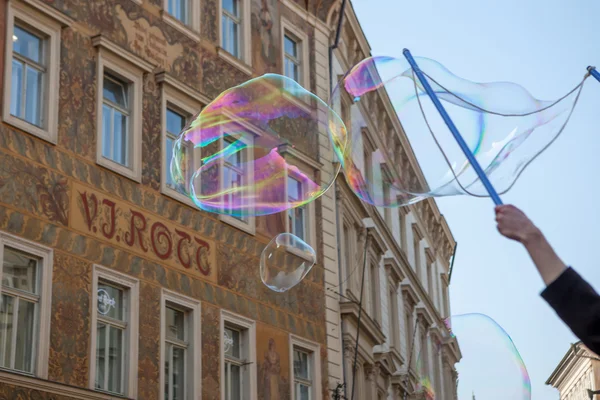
<box><xmin>171</xmin><ymin>74</ymin><xmax>346</xmax><ymax>217</ymax></box>
<box><xmin>260</xmin><ymin>233</ymin><xmax>316</xmax><ymax>292</ymax></box>
<box><xmin>329</xmin><ymin>56</ymin><xmax>585</xmax><ymax>206</ymax></box>
<box><xmin>415</xmin><ymin>313</ymin><xmax>531</xmax><ymax>399</ymax></box>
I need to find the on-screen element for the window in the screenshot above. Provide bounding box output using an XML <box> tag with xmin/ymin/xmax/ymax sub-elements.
<box><xmin>281</xmin><ymin>20</ymin><xmax>309</xmax><ymax>86</ymax></box>
<box><xmin>284</xmin><ymin>35</ymin><xmax>300</xmax><ymax>82</ymax></box>
<box><xmin>161</xmin><ymin>290</ymin><xmax>201</xmax><ymax>400</ymax></box>
<box><xmin>3</xmin><ymin>1</ymin><xmax>63</xmax><ymax>143</ymax></box>
<box><xmin>218</xmin><ymin>0</ymin><xmax>251</xmax><ymax>73</ymax></box>
<box><xmin>289</xmin><ymin>335</ymin><xmax>321</xmax><ymax>400</ymax></box>
<box><xmin>404</xmin><ymin>307</ymin><xmax>414</xmax><ymax>369</ymax></box>
<box><xmin>388</xmin><ymin>283</ymin><xmax>400</xmax><ymax>350</ymax></box>
<box><xmin>369</xmin><ymin>261</ymin><xmax>379</xmax><ymax>321</ymax></box>
<box><xmin>221</xmin><ymin>311</ymin><xmax>256</xmax><ymax>400</ymax></box>
<box><xmin>427</xmin><ymin>259</ymin><xmax>434</xmax><ymax>297</ymax></box>
<box><xmin>159</xmin><ymin>73</ymin><xmax>206</xmax><ymax>205</ymax></box>
<box><xmin>381</xmin><ymin>166</ymin><xmax>392</xmax><ymax>226</ymax></box>
<box><xmin>167</xmin><ymin>0</ymin><xmax>189</xmax><ymax>25</ymax></box>
<box><xmin>0</xmin><ymin>233</ymin><xmax>52</xmax><ymax>378</ymax></box>
<box><xmin>398</xmin><ymin>210</ymin><xmax>406</xmax><ymax>250</ymax></box>
<box><xmin>219</xmin><ymin>133</ymin><xmax>255</xmax><ymax>234</ymax></box>
<box><xmin>293</xmin><ymin>349</ymin><xmax>311</xmax><ymax>399</ymax></box>
<box><xmin>162</xmin><ymin>0</ymin><xmax>200</xmax><ymax>39</ymax></box>
<box><xmin>90</xmin><ymin>265</ymin><xmax>139</xmax><ymax>398</ymax></box>
<box><xmin>413</xmin><ymin>226</ymin><xmax>422</xmax><ymax>278</ymax></box>
<box><xmin>94</xmin><ymin>37</ymin><xmax>147</xmax><ymax>181</ymax></box>
<box><xmin>287</xmin><ymin>176</ymin><xmax>306</xmax><ymax>241</ymax></box>
<box><xmin>165</xmin><ymin>107</ymin><xmax>188</xmax><ymax>190</ymax></box>
<box><xmin>102</xmin><ymin>74</ymin><xmax>131</xmax><ymax>167</ymax></box>
<box><xmin>221</xmin><ymin>0</ymin><xmax>241</xmax><ymax>58</ymax></box>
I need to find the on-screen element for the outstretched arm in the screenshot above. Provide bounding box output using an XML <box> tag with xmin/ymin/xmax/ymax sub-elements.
<box><xmin>496</xmin><ymin>205</ymin><xmax>600</xmax><ymax>355</ymax></box>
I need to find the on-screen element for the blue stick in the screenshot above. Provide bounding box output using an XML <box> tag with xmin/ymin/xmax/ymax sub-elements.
<box><xmin>402</xmin><ymin>49</ymin><xmax>503</xmax><ymax>205</ymax></box>
<box><xmin>589</xmin><ymin>66</ymin><xmax>600</xmax><ymax>83</ymax></box>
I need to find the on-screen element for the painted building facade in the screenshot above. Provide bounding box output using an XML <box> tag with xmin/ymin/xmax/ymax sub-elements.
<box><xmin>323</xmin><ymin>2</ymin><xmax>461</xmax><ymax>400</ymax></box>
<box><xmin>0</xmin><ymin>0</ymin><xmax>460</xmax><ymax>399</ymax></box>
<box><xmin>0</xmin><ymin>0</ymin><xmax>340</xmax><ymax>399</ymax></box>
<box><xmin>548</xmin><ymin>342</ymin><xmax>600</xmax><ymax>400</ymax></box>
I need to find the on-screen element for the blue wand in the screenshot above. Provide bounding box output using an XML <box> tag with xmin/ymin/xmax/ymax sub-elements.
<box><xmin>589</xmin><ymin>66</ymin><xmax>600</xmax><ymax>83</ymax></box>
<box><xmin>402</xmin><ymin>49</ymin><xmax>504</xmax><ymax>205</ymax></box>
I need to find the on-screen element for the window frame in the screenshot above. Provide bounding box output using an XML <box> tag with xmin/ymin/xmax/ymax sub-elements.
<box><xmin>94</xmin><ymin>37</ymin><xmax>148</xmax><ymax>182</ymax></box>
<box><xmin>220</xmin><ymin>310</ymin><xmax>257</xmax><ymax>400</ymax></box>
<box><xmin>218</xmin><ymin>121</ymin><xmax>256</xmax><ymax>235</ymax></box>
<box><xmin>89</xmin><ymin>265</ymin><xmax>139</xmax><ymax>398</ymax></box>
<box><xmin>162</xmin><ymin>0</ymin><xmax>201</xmax><ymax>41</ymax></box>
<box><xmin>160</xmin><ymin>289</ymin><xmax>201</xmax><ymax>400</ymax></box>
<box><xmin>2</xmin><ymin>0</ymin><xmax>64</xmax><ymax>144</ymax></box>
<box><xmin>280</xmin><ymin>19</ymin><xmax>309</xmax><ymax>87</ymax></box>
<box><xmin>160</xmin><ymin>78</ymin><xmax>205</xmax><ymax>207</ymax></box>
<box><xmin>279</xmin><ymin>147</ymin><xmax>318</xmax><ymax>250</ymax></box>
<box><xmin>289</xmin><ymin>334</ymin><xmax>321</xmax><ymax>400</ymax></box>
<box><xmin>217</xmin><ymin>0</ymin><xmax>252</xmax><ymax>74</ymax></box>
<box><xmin>0</xmin><ymin>232</ymin><xmax>52</xmax><ymax>379</ymax></box>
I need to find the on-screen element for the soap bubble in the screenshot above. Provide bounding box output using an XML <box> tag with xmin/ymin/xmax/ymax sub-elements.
<box><xmin>450</xmin><ymin>314</ymin><xmax>531</xmax><ymax>399</ymax></box>
<box><xmin>260</xmin><ymin>233</ymin><xmax>316</xmax><ymax>292</ymax></box>
<box><xmin>171</xmin><ymin>74</ymin><xmax>346</xmax><ymax>217</ymax></box>
<box><xmin>414</xmin><ymin>313</ymin><xmax>530</xmax><ymax>399</ymax></box>
<box><xmin>329</xmin><ymin>56</ymin><xmax>585</xmax><ymax>206</ymax></box>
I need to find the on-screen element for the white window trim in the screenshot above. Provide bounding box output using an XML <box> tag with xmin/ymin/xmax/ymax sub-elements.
<box><xmin>218</xmin><ymin>118</ymin><xmax>256</xmax><ymax>235</ymax></box>
<box><xmin>280</xmin><ymin>18</ymin><xmax>310</xmax><ymax>87</ymax></box>
<box><xmin>160</xmin><ymin>288</ymin><xmax>201</xmax><ymax>400</ymax></box>
<box><xmin>94</xmin><ymin>36</ymin><xmax>150</xmax><ymax>183</ymax></box>
<box><xmin>278</xmin><ymin>145</ymin><xmax>318</xmax><ymax>251</ymax></box>
<box><xmin>289</xmin><ymin>334</ymin><xmax>321</xmax><ymax>400</ymax></box>
<box><xmin>0</xmin><ymin>232</ymin><xmax>53</xmax><ymax>379</ymax></box>
<box><xmin>217</xmin><ymin>0</ymin><xmax>252</xmax><ymax>74</ymax></box>
<box><xmin>2</xmin><ymin>0</ymin><xmax>67</xmax><ymax>144</ymax></box>
<box><xmin>220</xmin><ymin>310</ymin><xmax>256</xmax><ymax>400</ymax></box>
<box><xmin>89</xmin><ymin>265</ymin><xmax>139</xmax><ymax>398</ymax></box>
<box><xmin>161</xmin><ymin>0</ymin><xmax>201</xmax><ymax>41</ymax></box>
<box><xmin>159</xmin><ymin>74</ymin><xmax>205</xmax><ymax>207</ymax></box>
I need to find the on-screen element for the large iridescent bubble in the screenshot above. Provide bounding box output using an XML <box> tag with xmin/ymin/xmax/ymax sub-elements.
<box><xmin>415</xmin><ymin>313</ymin><xmax>531</xmax><ymax>399</ymax></box>
<box><xmin>329</xmin><ymin>56</ymin><xmax>585</xmax><ymax>206</ymax></box>
<box><xmin>171</xmin><ymin>74</ymin><xmax>346</xmax><ymax>217</ymax></box>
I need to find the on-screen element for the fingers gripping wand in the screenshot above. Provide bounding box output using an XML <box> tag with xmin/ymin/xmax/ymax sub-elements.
<box><xmin>402</xmin><ymin>49</ymin><xmax>504</xmax><ymax>206</ymax></box>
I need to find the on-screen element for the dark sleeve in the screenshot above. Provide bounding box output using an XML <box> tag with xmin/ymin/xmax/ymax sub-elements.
<box><xmin>541</xmin><ymin>267</ymin><xmax>600</xmax><ymax>355</ymax></box>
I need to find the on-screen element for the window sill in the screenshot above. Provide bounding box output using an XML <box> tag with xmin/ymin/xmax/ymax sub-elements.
<box><xmin>219</xmin><ymin>214</ymin><xmax>255</xmax><ymax>236</ymax></box>
<box><xmin>161</xmin><ymin>11</ymin><xmax>200</xmax><ymax>42</ymax></box>
<box><xmin>161</xmin><ymin>184</ymin><xmax>198</xmax><ymax>209</ymax></box>
<box><xmin>217</xmin><ymin>47</ymin><xmax>253</xmax><ymax>76</ymax></box>
<box><xmin>96</xmin><ymin>157</ymin><xmax>141</xmax><ymax>183</ymax></box>
<box><xmin>2</xmin><ymin>114</ymin><xmax>57</xmax><ymax>145</ymax></box>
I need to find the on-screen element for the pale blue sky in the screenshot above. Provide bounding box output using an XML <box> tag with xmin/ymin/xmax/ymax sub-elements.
<box><xmin>351</xmin><ymin>1</ymin><xmax>600</xmax><ymax>398</ymax></box>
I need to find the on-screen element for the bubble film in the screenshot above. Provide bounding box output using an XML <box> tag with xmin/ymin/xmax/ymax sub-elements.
<box><xmin>171</xmin><ymin>74</ymin><xmax>346</xmax><ymax>217</ymax></box>
<box><xmin>329</xmin><ymin>56</ymin><xmax>584</xmax><ymax>206</ymax></box>
<box><xmin>447</xmin><ymin>313</ymin><xmax>531</xmax><ymax>399</ymax></box>
<box><xmin>260</xmin><ymin>233</ymin><xmax>316</xmax><ymax>292</ymax></box>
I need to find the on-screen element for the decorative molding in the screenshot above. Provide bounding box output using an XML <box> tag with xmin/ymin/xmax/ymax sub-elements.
<box><xmin>15</xmin><ymin>0</ymin><xmax>74</xmax><ymax>26</ymax></box>
<box><xmin>156</xmin><ymin>71</ymin><xmax>212</xmax><ymax>105</ymax></box>
<box><xmin>0</xmin><ymin>370</ymin><xmax>119</xmax><ymax>399</ymax></box>
<box><xmin>217</xmin><ymin>47</ymin><xmax>253</xmax><ymax>76</ymax></box>
<box><xmin>160</xmin><ymin>9</ymin><xmax>201</xmax><ymax>42</ymax></box>
<box><xmin>92</xmin><ymin>35</ymin><xmax>154</xmax><ymax>73</ymax></box>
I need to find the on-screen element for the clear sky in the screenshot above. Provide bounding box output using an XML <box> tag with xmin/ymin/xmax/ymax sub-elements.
<box><xmin>351</xmin><ymin>0</ymin><xmax>600</xmax><ymax>398</ymax></box>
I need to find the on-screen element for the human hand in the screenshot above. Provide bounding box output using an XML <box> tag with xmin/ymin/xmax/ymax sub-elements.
<box><xmin>495</xmin><ymin>205</ymin><xmax>541</xmax><ymax>245</ymax></box>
